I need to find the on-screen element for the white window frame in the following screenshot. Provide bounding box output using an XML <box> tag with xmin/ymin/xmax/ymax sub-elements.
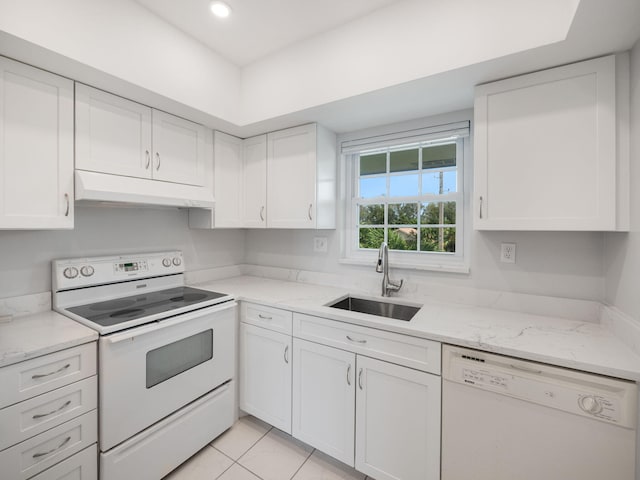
<box><xmin>339</xmin><ymin>116</ymin><xmax>471</xmax><ymax>274</ymax></box>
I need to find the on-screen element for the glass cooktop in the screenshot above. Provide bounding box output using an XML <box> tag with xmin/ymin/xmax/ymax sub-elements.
<box><xmin>67</xmin><ymin>286</ymin><xmax>228</xmax><ymax>327</ymax></box>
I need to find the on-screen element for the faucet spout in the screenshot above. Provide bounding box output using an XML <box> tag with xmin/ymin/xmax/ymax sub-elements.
<box><xmin>376</xmin><ymin>242</ymin><xmax>403</xmax><ymax>297</ymax></box>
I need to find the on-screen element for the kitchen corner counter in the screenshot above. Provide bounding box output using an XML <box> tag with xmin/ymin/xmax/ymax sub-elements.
<box><xmin>0</xmin><ymin>310</ymin><xmax>98</xmax><ymax>368</ymax></box>
<box><xmin>198</xmin><ymin>275</ymin><xmax>640</xmax><ymax>382</ymax></box>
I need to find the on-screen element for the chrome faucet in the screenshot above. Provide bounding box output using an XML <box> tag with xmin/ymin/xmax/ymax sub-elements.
<box><xmin>376</xmin><ymin>242</ymin><xmax>403</xmax><ymax>297</ymax></box>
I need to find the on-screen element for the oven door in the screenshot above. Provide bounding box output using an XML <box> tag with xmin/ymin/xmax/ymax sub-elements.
<box><xmin>98</xmin><ymin>301</ymin><xmax>236</xmax><ymax>451</ymax></box>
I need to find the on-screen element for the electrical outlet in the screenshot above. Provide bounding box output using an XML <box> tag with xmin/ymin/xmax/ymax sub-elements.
<box><xmin>314</xmin><ymin>236</ymin><xmax>328</xmax><ymax>253</ymax></box>
<box><xmin>500</xmin><ymin>243</ymin><xmax>516</xmax><ymax>263</ymax></box>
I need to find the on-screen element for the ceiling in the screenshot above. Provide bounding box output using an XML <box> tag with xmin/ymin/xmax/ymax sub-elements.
<box><xmin>134</xmin><ymin>0</ymin><xmax>402</xmax><ymax>66</ymax></box>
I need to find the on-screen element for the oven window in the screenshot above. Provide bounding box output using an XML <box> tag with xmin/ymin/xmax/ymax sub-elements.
<box><xmin>146</xmin><ymin>329</ymin><xmax>213</xmax><ymax>388</ymax></box>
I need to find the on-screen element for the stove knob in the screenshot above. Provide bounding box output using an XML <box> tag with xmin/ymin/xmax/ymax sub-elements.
<box><xmin>80</xmin><ymin>265</ymin><xmax>95</xmax><ymax>277</ymax></box>
<box><xmin>172</xmin><ymin>257</ymin><xmax>182</xmax><ymax>266</ymax></box>
<box><xmin>63</xmin><ymin>267</ymin><xmax>79</xmax><ymax>279</ymax></box>
<box><xmin>578</xmin><ymin>395</ymin><xmax>603</xmax><ymax>415</ymax></box>
<box><xmin>162</xmin><ymin>258</ymin><xmax>172</xmax><ymax>267</ymax></box>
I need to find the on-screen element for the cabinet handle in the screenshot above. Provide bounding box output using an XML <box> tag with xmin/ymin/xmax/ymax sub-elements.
<box><xmin>258</xmin><ymin>314</ymin><xmax>272</xmax><ymax>320</ymax></box>
<box><xmin>346</xmin><ymin>335</ymin><xmax>367</xmax><ymax>344</ymax></box>
<box><xmin>145</xmin><ymin>150</ymin><xmax>151</xmax><ymax>169</ymax></box>
<box><xmin>260</xmin><ymin>206</ymin><xmax>265</xmax><ymax>222</ymax></box>
<box><xmin>347</xmin><ymin>364</ymin><xmax>352</xmax><ymax>386</ymax></box>
<box><xmin>479</xmin><ymin>196</ymin><xmax>483</xmax><ymax>219</ymax></box>
<box><xmin>64</xmin><ymin>194</ymin><xmax>70</xmax><ymax>217</ymax></box>
<box><xmin>32</xmin><ymin>400</ymin><xmax>72</xmax><ymax>420</ymax></box>
<box><xmin>358</xmin><ymin>368</ymin><xmax>363</xmax><ymax>390</ymax></box>
<box><xmin>32</xmin><ymin>436</ymin><xmax>71</xmax><ymax>459</ymax></box>
<box><xmin>284</xmin><ymin>345</ymin><xmax>289</xmax><ymax>364</ymax></box>
<box><xmin>32</xmin><ymin>363</ymin><xmax>71</xmax><ymax>380</ymax></box>
<box><xmin>308</xmin><ymin>204</ymin><xmax>313</xmax><ymax>221</ymax></box>
<box><xmin>155</xmin><ymin>152</ymin><xmax>161</xmax><ymax>170</ymax></box>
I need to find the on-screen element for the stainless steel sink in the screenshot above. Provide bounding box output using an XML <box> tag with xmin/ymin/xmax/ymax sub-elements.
<box><xmin>327</xmin><ymin>296</ymin><xmax>421</xmax><ymax>321</ymax></box>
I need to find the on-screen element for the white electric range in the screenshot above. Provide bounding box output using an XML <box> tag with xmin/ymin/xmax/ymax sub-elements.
<box><xmin>52</xmin><ymin>251</ymin><xmax>237</xmax><ymax>480</ymax></box>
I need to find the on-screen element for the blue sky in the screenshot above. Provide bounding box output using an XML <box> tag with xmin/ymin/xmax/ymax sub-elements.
<box><xmin>360</xmin><ymin>171</ymin><xmax>456</xmax><ymax>198</ymax></box>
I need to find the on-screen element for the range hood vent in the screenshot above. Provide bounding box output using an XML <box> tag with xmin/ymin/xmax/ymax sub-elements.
<box><xmin>75</xmin><ymin>170</ymin><xmax>215</xmax><ymax>208</ymax></box>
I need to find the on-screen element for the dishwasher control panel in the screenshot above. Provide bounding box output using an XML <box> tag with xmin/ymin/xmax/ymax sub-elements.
<box><xmin>444</xmin><ymin>346</ymin><xmax>637</xmax><ymax>429</ymax></box>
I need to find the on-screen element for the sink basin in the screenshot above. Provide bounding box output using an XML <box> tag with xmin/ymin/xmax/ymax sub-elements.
<box><xmin>327</xmin><ymin>296</ymin><xmax>421</xmax><ymax>321</ymax></box>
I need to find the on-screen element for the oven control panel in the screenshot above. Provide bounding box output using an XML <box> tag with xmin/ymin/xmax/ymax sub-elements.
<box><xmin>53</xmin><ymin>251</ymin><xmax>185</xmax><ymax>290</ymax></box>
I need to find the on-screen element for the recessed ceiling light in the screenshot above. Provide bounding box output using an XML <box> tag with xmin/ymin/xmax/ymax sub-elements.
<box><xmin>210</xmin><ymin>1</ymin><xmax>231</xmax><ymax>18</ymax></box>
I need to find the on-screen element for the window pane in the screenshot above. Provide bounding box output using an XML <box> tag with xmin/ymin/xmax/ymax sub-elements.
<box><xmin>389</xmin><ymin>228</ymin><xmax>417</xmax><ymax>251</ymax></box>
<box><xmin>422</xmin><ymin>144</ymin><xmax>456</xmax><ymax>169</ymax></box>
<box><xmin>390</xmin><ymin>149</ymin><xmax>419</xmax><ymax>173</ymax></box>
<box><xmin>420</xmin><ymin>227</ymin><xmax>456</xmax><ymax>253</ymax></box>
<box><xmin>360</xmin><ymin>153</ymin><xmax>386</xmax><ymax>175</ymax></box>
<box><xmin>359</xmin><ymin>204</ymin><xmax>384</xmax><ymax>225</ymax></box>
<box><xmin>388</xmin><ymin>203</ymin><xmax>417</xmax><ymax>224</ymax></box>
<box><xmin>422</xmin><ymin>170</ymin><xmax>456</xmax><ymax>195</ymax></box>
<box><xmin>359</xmin><ymin>227</ymin><xmax>384</xmax><ymax>249</ymax></box>
<box><xmin>359</xmin><ymin>177</ymin><xmax>386</xmax><ymax>198</ymax></box>
<box><xmin>421</xmin><ymin>202</ymin><xmax>456</xmax><ymax>225</ymax></box>
<box><xmin>389</xmin><ymin>174</ymin><xmax>418</xmax><ymax>197</ymax></box>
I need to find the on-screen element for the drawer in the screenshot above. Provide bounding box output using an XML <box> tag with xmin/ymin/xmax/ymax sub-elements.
<box><xmin>0</xmin><ymin>376</ymin><xmax>97</xmax><ymax>450</ymax></box>
<box><xmin>0</xmin><ymin>410</ymin><xmax>97</xmax><ymax>480</ymax></box>
<box><xmin>0</xmin><ymin>343</ymin><xmax>97</xmax><ymax>409</ymax></box>
<box><xmin>293</xmin><ymin>313</ymin><xmax>441</xmax><ymax>374</ymax></box>
<box><xmin>30</xmin><ymin>444</ymin><xmax>97</xmax><ymax>480</ymax></box>
<box><xmin>241</xmin><ymin>302</ymin><xmax>292</xmax><ymax>335</ymax></box>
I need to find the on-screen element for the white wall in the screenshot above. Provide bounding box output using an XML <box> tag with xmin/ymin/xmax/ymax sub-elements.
<box><xmin>0</xmin><ymin>0</ymin><xmax>241</xmax><ymax>124</ymax></box>
<box><xmin>245</xmin><ymin>229</ymin><xmax>604</xmax><ymax>302</ymax></box>
<box><xmin>0</xmin><ymin>206</ymin><xmax>245</xmax><ymax>298</ymax></box>
<box><xmin>240</xmin><ymin>0</ymin><xmax>578</xmax><ymax>124</ymax></box>
<box><xmin>605</xmin><ymin>39</ymin><xmax>640</xmax><ymax>317</ymax></box>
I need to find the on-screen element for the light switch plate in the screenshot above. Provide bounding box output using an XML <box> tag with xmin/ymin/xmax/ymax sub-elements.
<box><xmin>314</xmin><ymin>237</ymin><xmax>328</xmax><ymax>253</ymax></box>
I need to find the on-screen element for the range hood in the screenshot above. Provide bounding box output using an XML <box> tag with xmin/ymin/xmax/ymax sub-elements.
<box><xmin>75</xmin><ymin>170</ymin><xmax>215</xmax><ymax>208</ymax></box>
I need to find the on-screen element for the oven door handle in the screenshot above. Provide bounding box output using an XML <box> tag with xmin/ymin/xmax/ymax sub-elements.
<box><xmin>106</xmin><ymin>301</ymin><xmax>236</xmax><ymax>344</ymax></box>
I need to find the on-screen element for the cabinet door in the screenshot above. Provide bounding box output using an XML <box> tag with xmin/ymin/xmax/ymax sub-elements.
<box><xmin>75</xmin><ymin>83</ymin><xmax>152</xmax><ymax>180</ymax></box>
<box><xmin>152</xmin><ymin>110</ymin><xmax>207</xmax><ymax>186</ymax></box>
<box><xmin>292</xmin><ymin>339</ymin><xmax>355</xmax><ymax>466</ymax></box>
<box><xmin>213</xmin><ymin>131</ymin><xmax>243</xmax><ymax>228</ymax></box>
<box><xmin>474</xmin><ymin>55</ymin><xmax>617</xmax><ymax>230</ymax></box>
<box><xmin>355</xmin><ymin>356</ymin><xmax>441</xmax><ymax>480</ymax></box>
<box><xmin>239</xmin><ymin>323</ymin><xmax>292</xmax><ymax>433</ymax></box>
<box><xmin>0</xmin><ymin>57</ymin><xmax>73</xmax><ymax>229</ymax></box>
<box><xmin>267</xmin><ymin>124</ymin><xmax>316</xmax><ymax>228</ymax></box>
<box><xmin>242</xmin><ymin>135</ymin><xmax>267</xmax><ymax>228</ymax></box>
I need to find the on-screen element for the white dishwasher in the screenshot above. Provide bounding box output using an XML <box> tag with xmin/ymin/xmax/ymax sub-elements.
<box><xmin>442</xmin><ymin>345</ymin><xmax>638</xmax><ymax>480</ymax></box>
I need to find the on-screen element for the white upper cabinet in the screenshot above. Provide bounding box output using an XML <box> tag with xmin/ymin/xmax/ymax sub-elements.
<box><xmin>76</xmin><ymin>84</ymin><xmax>207</xmax><ymax>187</ymax></box>
<box><xmin>151</xmin><ymin>110</ymin><xmax>206</xmax><ymax>186</ymax></box>
<box><xmin>242</xmin><ymin>135</ymin><xmax>267</xmax><ymax>228</ymax></box>
<box><xmin>474</xmin><ymin>54</ymin><xmax>629</xmax><ymax>231</ymax></box>
<box><xmin>76</xmin><ymin>84</ymin><xmax>152</xmax><ymax>179</ymax></box>
<box><xmin>213</xmin><ymin>131</ymin><xmax>243</xmax><ymax>228</ymax></box>
<box><xmin>267</xmin><ymin>124</ymin><xmax>336</xmax><ymax>229</ymax></box>
<box><xmin>0</xmin><ymin>57</ymin><xmax>74</xmax><ymax>229</ymax></box>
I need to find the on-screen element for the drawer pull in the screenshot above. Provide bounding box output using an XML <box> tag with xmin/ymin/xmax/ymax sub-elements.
<box><xmin>32</xmin><ymin>363</ymin><xmax>71</xmax><ymax>380</ymax></box>
<box><xmin>32</xmin><ymin>400</ymin><xmax>72</xmax><ymax>420</ymax></box>
<box><xmin>32</xmin><ymin>436</ymin><xmax>71</xmax><ymax>459</ymax></box>
<box><xmin>358</xmin><ymin>368</ymin><xmax>364</xmax><ymax>390</ymax></box>
<box><xmin>346</xmin><ymin>335</ymin><xmax>367</xmax><ymax>344</ymax></box>
<box><xmin>258</xmin><ymin>314</ymin><xmax>273</xmax><ymax>320</ymax></box>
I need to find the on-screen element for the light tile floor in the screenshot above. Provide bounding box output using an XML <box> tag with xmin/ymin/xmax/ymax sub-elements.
<box><xmin>164</xmin><ymin>416</ymin><xmax>374</xmax><ymax>480</ymax></box>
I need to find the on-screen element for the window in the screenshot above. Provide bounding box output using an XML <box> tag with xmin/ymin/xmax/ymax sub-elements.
<box><xmin>341</xmin><ymin>120</ymin><xmax>469</xmax><ymax>273</ymax></box>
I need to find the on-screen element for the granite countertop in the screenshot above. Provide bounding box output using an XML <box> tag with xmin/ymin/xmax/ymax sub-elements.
<box><xmin>0</xmin><ymin>310</ymin><xmax>98</xmax><ymax>368</ymax></box>
<box><xmin>198</xmin><ymin>275</ymin><xmax>640</xmax><ymax>382</ymax></box>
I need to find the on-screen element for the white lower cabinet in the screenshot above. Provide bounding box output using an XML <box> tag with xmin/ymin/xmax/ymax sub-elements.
<box><xmin>355</xmin><ymin>356</ymin><xmax>441</xmax><ymax>480</ymax></box>
<box><xmin>292</xmin><ymin>339</ymin><xmax>355</xmax><ymax>466</ymax></box>
<box><xmin>239</xmin><ymin>304</ymin><xmax>442</xmax><ymax>480</ymax></box>
<box><xmin>239</xmin><ymin>322</ymin><xmax>292</xmax><ymax>433</ymax></box>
